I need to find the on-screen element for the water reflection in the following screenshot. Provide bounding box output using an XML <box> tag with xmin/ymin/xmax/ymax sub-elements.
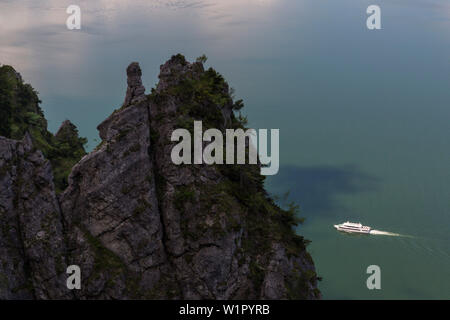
<box><xmin>0</xmin><ymin>0</ymin><xmax>281</xmax><ymax>96</ymax></box>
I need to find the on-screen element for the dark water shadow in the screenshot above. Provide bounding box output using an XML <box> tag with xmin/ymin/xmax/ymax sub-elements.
<box><xmin>266</xmin><ymin>165</ymin><xmax>379</xmax><ymax>219</ymax></box>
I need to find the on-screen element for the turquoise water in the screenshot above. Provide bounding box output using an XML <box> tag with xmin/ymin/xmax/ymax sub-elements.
<box><xmin>1</xmin><ymin>0</ymin><xmax>449</xmax><ymax>298</ymax></box>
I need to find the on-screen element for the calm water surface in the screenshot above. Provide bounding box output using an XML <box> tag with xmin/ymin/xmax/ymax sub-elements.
<box><xmin>1</xmin><ymin>0</ymin><xmax>449</xmax><ymax>299</ymax></box>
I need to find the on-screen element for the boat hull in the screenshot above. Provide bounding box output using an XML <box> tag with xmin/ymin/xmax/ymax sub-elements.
<box><xmin>334</xmin><ymin>225</ymin><xmax>371</xmax><ymax>234</ymax></box>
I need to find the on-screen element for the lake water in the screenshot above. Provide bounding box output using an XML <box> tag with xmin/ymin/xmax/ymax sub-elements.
<box><xmin>1</xmin><ymin>0</ymin><xmax>449</xmax><ymax>299</ymax></box>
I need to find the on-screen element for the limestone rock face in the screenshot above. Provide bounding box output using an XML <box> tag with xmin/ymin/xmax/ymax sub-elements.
<box><xmin>0</xmin><ymin>57</ymin><xmax>320</xmax><ymax>300</ymax></box>
<box><xmin>146</xmin><ymin>56</ymin><xmax>319</xmax><ymax>299</ymax></box>
<box><xmin>60</xmin><ymin>99</ymin><xmax>168</xmax><ymax>299</ymax></box>
<box><xmin>0</xmin><ymin>134</ymin><xmax>70</xmax><ymax>299</ymax></box>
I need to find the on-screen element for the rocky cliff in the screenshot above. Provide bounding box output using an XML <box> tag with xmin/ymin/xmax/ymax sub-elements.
<box><xmin>0</xmin><ymin>56</ymin><xmax>320</xmax><ymax>299</ymax></box>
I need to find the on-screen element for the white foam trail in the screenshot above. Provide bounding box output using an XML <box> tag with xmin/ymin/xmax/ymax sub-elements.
<box><xmin>369</xmin><ymin>229</ymin><xmax>404</xmax><ymax>237</ymax></box>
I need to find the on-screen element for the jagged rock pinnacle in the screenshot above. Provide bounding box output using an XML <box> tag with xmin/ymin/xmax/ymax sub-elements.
<box><xmin>123</xmin><ymin>62</ymin><xmax>146</xmax><ymax>106</ymax></box>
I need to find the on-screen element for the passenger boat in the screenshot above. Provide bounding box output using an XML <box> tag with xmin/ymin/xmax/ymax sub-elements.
<box><xmin>334</xmin><ymin>221</ymin><xmax>371</xmax><ymax>234</ymax></box>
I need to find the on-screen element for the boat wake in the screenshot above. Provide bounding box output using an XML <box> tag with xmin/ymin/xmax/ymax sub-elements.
<box><xmin>369</xmin><ymin>229</ymin><xmax>409</xmax><ymax>237</ymax></box>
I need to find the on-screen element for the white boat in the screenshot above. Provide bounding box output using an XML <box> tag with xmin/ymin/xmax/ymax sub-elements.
<box><xmin>334</xmin><ymin>221</ymin><xmax>371</xmax><ymax>234</ymax></box>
